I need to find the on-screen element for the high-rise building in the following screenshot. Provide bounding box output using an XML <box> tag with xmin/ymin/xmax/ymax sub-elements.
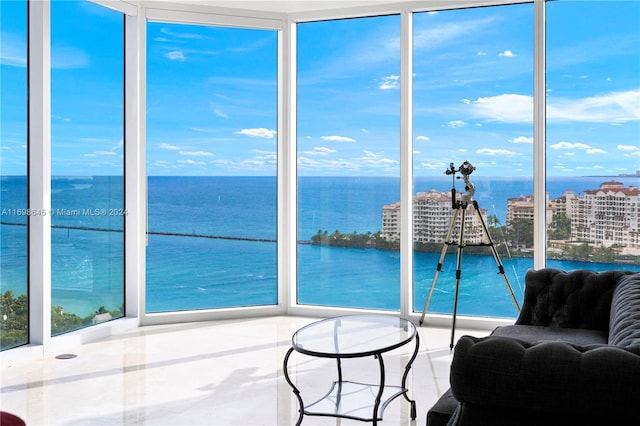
<box><xmin>505</xmin><ymin>181</ymin><xmax>640</xmax><ymax>254</ymax></box>
<box><xmin>382</xmin><ymin>189</ymin><xmax>487</xmax><ymax>244</ymax></box>
<box><xmin>570</xmin><ymin>181</ymin><xmax>640</xmax><ymax>250</ymax></box>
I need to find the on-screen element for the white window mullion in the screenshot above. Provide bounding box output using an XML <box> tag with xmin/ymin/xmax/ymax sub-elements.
<box><xmin>400</xmin><ymin>9</ymin><xmax>414</xmax><ymax>319</ymax></box>
<box><xmin>280</xmin><ymin>20</ymin><xmax>297</xmax><ymax>311</ymax></box>
<box><xmin>125</xmin><ymin>8</ymin><xmax>145</xmax><ymax>321</ymax></box>
<box><xmin>533</xmin><ymin>0</ymin><xmax>546</xmax><ymax>269</ymax></box>
<box><xmin>28</xmin><ymin>0</ymin><xmax>52</xmax><ymax>349</ymax></box>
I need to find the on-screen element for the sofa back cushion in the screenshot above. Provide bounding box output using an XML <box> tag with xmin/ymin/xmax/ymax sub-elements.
<box><xmin>517</xmin><ymin>268</ymin><xmax>632</xmax><ymax>331</ymax></box>
<box><xmin>609</xmin><ymin>273</ymin><xmax>640</xmax><ymax>348</ymax></box>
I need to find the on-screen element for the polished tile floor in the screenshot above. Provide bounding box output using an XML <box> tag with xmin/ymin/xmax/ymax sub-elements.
<box><xmin>1</xmin><ymin>316</ymin><xmax>487</xmax><ymax>426</ymax></box>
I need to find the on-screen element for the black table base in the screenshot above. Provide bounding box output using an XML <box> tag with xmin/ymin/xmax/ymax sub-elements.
<box><xmin>284</xmin><ymin>333</ymin><xmax>419</xmax><ymax>425</ymax></box>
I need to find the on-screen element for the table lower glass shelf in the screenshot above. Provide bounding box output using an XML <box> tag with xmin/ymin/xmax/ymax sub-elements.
<box><xmin>304</xmin><ymin>380</ymin><xmax>407</xmax><ymax>422</ymax></box>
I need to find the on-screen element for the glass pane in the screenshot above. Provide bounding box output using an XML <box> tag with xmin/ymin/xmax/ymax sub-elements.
<box><xmin>50</xmin><ymin>1</ymin><xmax>125</xmax><ymax>335</ymax></box>
<box><xmin>412</xmin><ymin>4</ymin><xmax>533</xmax><ymax>318</ymax></box>
<box><xmin>146</xmin><ymin>23</ymin><xmax>278</xmax><ymax>312</ymax></box>
<box><xmin>297</xmin><ymin>16</ymin><xmax>401</xmax><ymax>310</ymax></box>
<box><xmin>0</xmin><ymin>0</ymin><xmax>28</xmax><ymax>351</ymax></box>
<box><xmin>546</xmin><ymin>0</ymin><xmax>640</xmax><ymax>271</ymax></box>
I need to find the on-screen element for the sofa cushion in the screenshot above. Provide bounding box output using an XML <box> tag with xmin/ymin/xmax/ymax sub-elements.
<box><xmin>492</xmin><ymin>324</ymin><xmax>607</xmax><ymax>346</ymax></box>
<box><xmin>609</xmin><ymin>272</ymin><xmax>640</xmax><ymax>348</ymax></box>
<box><xmin>517</xmin><ymin>269</ymin><xmax>632</xmax><ymax>331</ymax></box>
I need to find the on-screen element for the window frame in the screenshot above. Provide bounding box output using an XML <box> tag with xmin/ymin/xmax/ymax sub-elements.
<box><xmin>12</xmin><ymin>0</ymin><xmax>638</xmax><ymax>359</ymax></box>
<box><xmin>140</xmin><ymin>9</ymin><xmax>287</xmax><ymax>326</ymax></box>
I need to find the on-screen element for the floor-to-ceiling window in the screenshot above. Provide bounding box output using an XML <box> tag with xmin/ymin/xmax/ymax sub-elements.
<box><xmin>412</xmin><ymin>4</ymin><xmax>534</xmax><ymax>319</ymax></box>
<box><xmin>0</xmin><ymin>0</ymin><xmax>28</xmax><ymax>350</ymax></box>
<box><xmin>145</xmin><ymin>22</ymin><xmax>278</xmax><ymax>312</ymax></box>
<box><xmin>4</xmin><ymin>0</ymin><xmax>640</xmax><ymax>354</ymax></box>
<box><xmin>50</xmin><ymin>1</ymin><xmax>125</xmax><ymax>335</ymax></box>
<box><xmin>546</xmin><ymin>0</ymin><xmax>640</xmax><ymax>269</ymax></box>
<box><xmin>296</xmin><ymin>15</ymin><xmax>402</xmax><ymax>310</ymax></box>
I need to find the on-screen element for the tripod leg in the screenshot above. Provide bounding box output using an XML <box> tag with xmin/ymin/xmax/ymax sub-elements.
<box><xmin>419</xmin><ymin>209</ymin><xmax>460</xmax><ymax>326</ymax></box>
<box><xmin>450</xmin><ymin>208</ymin><xmax>466</xmax><ymax>350</ymax></box>
<box><xmin>473</xmin><ymin>202</ymin><xmax>521</xmax><ymax>313</ymax></box>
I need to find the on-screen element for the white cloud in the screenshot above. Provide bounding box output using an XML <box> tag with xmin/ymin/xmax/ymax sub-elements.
<box><xmin>461</xmin><ymin>99</ymin><xmax>471</xmax><ymax>105</ymax></box>
<box><xmin>413</xmin><ymin>16</ymin><xmax>496</xmax><ymax>52</ymax></box>
<box><xmin>358</xmin><ymin>150</ymin><xmax>381</xmax><ymax>159</ymax></box>
<box><xmin>379</xmin><ymin>75</ymin><xmax>400</xmax><ymax>90</ymax></box>
<box><xmin>510</xmin><ymin>136</ymin><xmax>533</xmax><ymax>144</ymax></box>
<box><xmin>448</xmin><ymin>120</ymin><xmax>466</xmax><ymax>128</ymax></box>
<box><xmin>469</xmin><ymin>90</ymin><xmax>640</xmax><ymax>124</ymax></box>
<box><xmin>618</xmin><ymin>145</ymin><xmax>639</xmax><ymax>151</ymax></box>
<box><xmin>476</xmin><ymin>148</ymin><xmax>518</xmax><ymax>157</ymax></box>
<box><xmin>177</xmin><ymin>159</ymin><xmax>206</xmax><ymax>166</ymax></box>
<box><xmin>297</xmin><ymin>157</ymin><xmax>323</xmax><ymax>168</ymax></box>
<box><xmin>419</xmin><ymin>161</ymin><xmax>448</xmax><ymax>170</ymax></box>
<box><xmin>160</xmin><ymin>28</ymin><xmax>206</xmax><ymax>40</ymax></box>
<box><xmin>297</xmin><ymin>157</ymin><xmax>360</xmax><ymax>170</ymax></box>
<box><xmin>159</xmin><ymin>143</ymin><xmax>181</xmax><ymax>151</ymax></box>
<box><xmin>547</xmin><ymin>89</ymin><xmax>640</xmax><ymax>123</ymax></box>
<box><xmin>498</xmin><ymin>50</ymin><xmax>515</xmax><ymax>57</ymax></box>
<box><xmin>477</xmin><ymin>51</ymin><xmax>487</xmax><ymax>56</ymax></box>
<box><xmin>416</xmin><ymin>136</ymin><xmax>430</xmax><ymax>141</ymax></box>
<box><xmin>550</xmin><ymin>141</ymin><xmax>607</xmax><ymax>155</ymax></box>
<box><xmin>304</xmin><ymin>147</ymin><xmax>337</xmax><ymax>156</ymax></box>
<box><xmin>354</xmin><ymin>150</ymin><xmax>399</xmax><ymax>167</ymax></box>
<box><xmin>166</xmin><ymin>51</ymin><xmax>186</xmax><ymax>61</ymax></box>
<box><xmin>321</xmin><ymin>135</ymin><xmax>356</xmax><ymax>142</ymax></box>
<box><xmin>179</xmin><ymin>151</ymin><xmax>214</xmax><ymax>157</ymax></box>
<box><xmin>0</xmin><ymin>32</ymin><xmax>27</xmax><ymax>67</ymax></box>
<box><xmin>150</xmin><ymin>160</ymin><xmax>175</xmax><ymax>170</ymax></box>
<box><xmin>550</xmin><ymin>142</ymin><xmax>592</xmax><ymax>150</ymax></box>
<box><xmin>235</xmin><ymin>128</ymin><xmax>277</xmax><ymax>138</ymax></box>
<box><xmin>214</xmin><ymin>109</ymin><xmax>228</xmax><ymax>119</ymax></box>
<box><xmin>586</xmin><ymin>148</ymin><xmax>607</xmax><ymax>155</ymax></box>
<box><xmin>84</xmin><ymin>151</ymin><xmax>116</xmax><ymax>157</ymax></box>
<box><xmin>471</xmin><ymin>94</ymin><xmax>533</xmax><ymax>123</ymax></box>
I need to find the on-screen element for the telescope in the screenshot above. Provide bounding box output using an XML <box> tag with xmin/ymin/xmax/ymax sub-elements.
<box><xmin>445</xmin><ymin>161</ymin><xmax>476</xmax><ymax>210</ymax></box>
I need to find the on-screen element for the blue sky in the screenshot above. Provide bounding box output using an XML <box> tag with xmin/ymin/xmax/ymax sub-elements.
<box><xmin>1</xmin><ymin>0</ymin><xmax>639</xmax><ymax>177</ymax></box>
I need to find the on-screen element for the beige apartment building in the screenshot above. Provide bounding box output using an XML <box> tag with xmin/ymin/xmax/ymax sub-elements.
<box><xmin>382</xmin><ymin>189</ymin><xmax>487</xmax><ymax>244</ymax></box>
<box><xmin>506</xmin><ymin>181</ymin><xmax>640</xmax><ymax>254</ymax></box>
<box><xmin>383</xmin><ymin>181</ymin><xmax>639</xmax><ymax>255</ymax></box>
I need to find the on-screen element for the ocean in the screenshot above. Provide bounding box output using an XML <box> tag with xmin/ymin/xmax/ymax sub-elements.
<box><xmin>1</xmin><ymin>175</ymin><xmax>639</xmax><ymax>319</ymax></box>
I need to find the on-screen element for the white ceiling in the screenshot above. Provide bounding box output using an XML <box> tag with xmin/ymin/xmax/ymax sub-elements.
<box><xmin>139</xmin><ymin>1</ymin><xmax>518</xmax><ymax>21</ymax></box>
<box><xmin>147</xmin><ymin>1</ymin><xmax>404</xmax><ymax>14</ymax></box>
<box><xmin>200</xmin><ymin>1</ymin><xmax>403</xmax><ymax>13</ymax></box>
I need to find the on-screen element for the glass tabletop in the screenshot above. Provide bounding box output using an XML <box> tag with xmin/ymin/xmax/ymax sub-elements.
<box><xmin>291</xmin><ymin>314</ymin><xmax>416</xmax><ymax>358</ymax></box>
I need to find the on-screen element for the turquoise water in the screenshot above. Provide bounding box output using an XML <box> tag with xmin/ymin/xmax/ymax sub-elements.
<box><xmin>1</xmin><ymin>175</ymin><xmax>639</xmax><ymax>318</ymax></box>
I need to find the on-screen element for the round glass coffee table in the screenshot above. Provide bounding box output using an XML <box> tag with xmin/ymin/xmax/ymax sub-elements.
<box><xmin>283</xmin><ymin>314</ymin><xmax>419</xmax><ymax>425</ymax></box>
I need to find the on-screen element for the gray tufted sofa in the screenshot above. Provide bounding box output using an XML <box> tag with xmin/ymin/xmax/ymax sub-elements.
<box><xmin>427</xmin><ymin>268</ymin><xmax>640</xmax><ymax>426</ymax></box>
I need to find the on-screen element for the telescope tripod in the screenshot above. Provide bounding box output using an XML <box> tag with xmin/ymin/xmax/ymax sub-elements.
<box><xmin>418</xmin><ymin>199</ymin><xmax>521</xmax><ymax>350</ymax></box>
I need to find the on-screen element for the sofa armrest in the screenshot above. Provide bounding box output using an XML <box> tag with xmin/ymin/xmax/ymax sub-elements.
<box><xmin>450</xmin><ymin>335</ymin><xmax>640</xmax><ymax>419</ymax></box>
